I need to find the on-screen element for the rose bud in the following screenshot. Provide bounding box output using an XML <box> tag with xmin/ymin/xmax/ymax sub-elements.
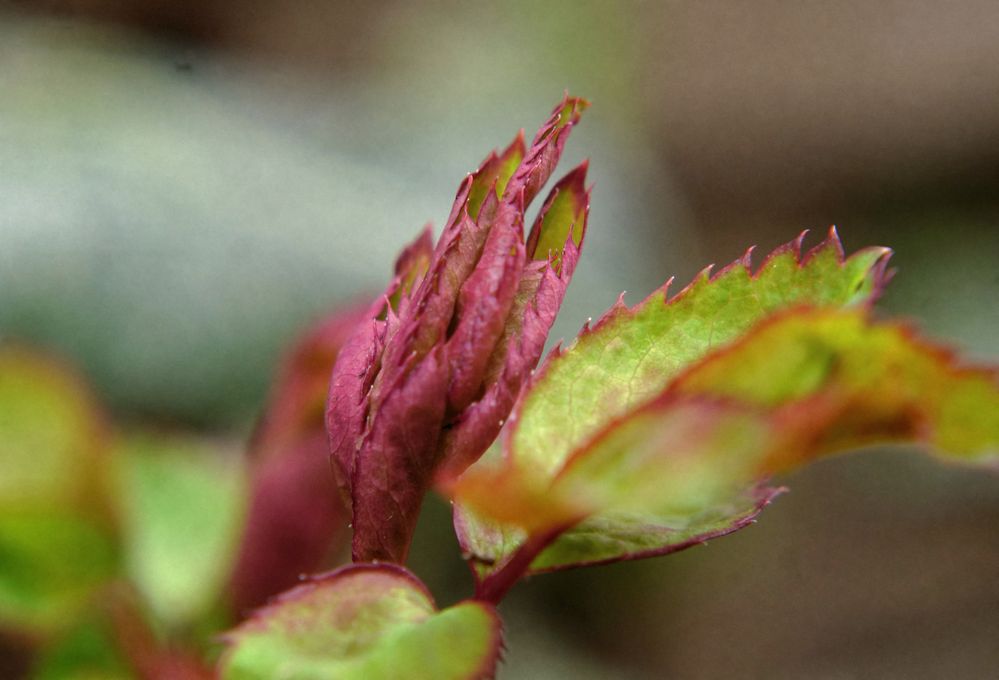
<box><xmin>327</xmin><ymin>95</ymin><xmax>591</xmax><ymax>563</ymax></box>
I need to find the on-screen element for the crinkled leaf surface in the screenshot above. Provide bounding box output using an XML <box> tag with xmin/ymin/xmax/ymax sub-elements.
<box><xmin>437</xmin><ymin>159</ymin><xmax>590</xmax><ymax>480</ymax></box>
<box><xmin>456</xmin><ymin>307</ymin><xmax>999</xmax><ymax>579</ymax></box>
<box><xmin>115</xmin><ymin>434</ymin><xmax>246</xmax><ymax>628</ymax></box>
<box><xmin>220</xmin><ymin>564</ymin><xmax>501</xmax><ymax>680</ymax></box>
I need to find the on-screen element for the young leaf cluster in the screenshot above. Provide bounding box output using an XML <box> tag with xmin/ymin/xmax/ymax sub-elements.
<box><xmin>2</xmin><ymin>95</ymin><xmax>996</xmax><ymax>679</ymax></box>
<box><xmin>221</xmin><ymin>96</ymin><xmax>997</xmax><ymax>677</ymax></box>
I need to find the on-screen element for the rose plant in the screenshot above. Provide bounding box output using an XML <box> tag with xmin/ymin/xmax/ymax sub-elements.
<box><xmin>1</xmin><ymin>95</ymin><xmax>997</xmax><ymax>679</ymax></box>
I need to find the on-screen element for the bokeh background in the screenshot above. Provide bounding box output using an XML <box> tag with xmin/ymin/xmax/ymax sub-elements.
<box><xmin>2</xmin><ymin>1</ymin><xmax>998</xmax><ymax>677</ymax></box>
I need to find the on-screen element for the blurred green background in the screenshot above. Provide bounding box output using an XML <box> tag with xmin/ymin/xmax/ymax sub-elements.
<box><xmin>2</xmin><ymin>1</ymin><xmax>997</xmax><ymax>678</ymax></box>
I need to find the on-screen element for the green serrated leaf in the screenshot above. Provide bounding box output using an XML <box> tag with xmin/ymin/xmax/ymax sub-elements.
<box><xmin>453</xmin><ymin>232</ymin><xmax>892</xmax><ymax>577</ymax></box>
<box><xmin>670</xmin><ymin>308</ymin><xmax>999</xmax><ymax>468</ymax></box>
<box><xmin>455</xmin><ymin>307</ymin><xmax>998</xmax><ymax>580</ymax></box>
<box><xmin>540</xmin><ymin>309</ymin><xmax>999</xmax><ymax>535</ymax></box>
<box><xmin>114</xmin><ymin>434</ymin><xmax>246</xmax><ymax>629</ymax></box>
<box><xmin>220</xmin><ymin>564</ymin><xmax>501</xmax><ymax>680</ymax></box>
<box><xmin>510</xmin><ymin>229</ymin><xmax>890</xmax><ymax>482</ymax></box>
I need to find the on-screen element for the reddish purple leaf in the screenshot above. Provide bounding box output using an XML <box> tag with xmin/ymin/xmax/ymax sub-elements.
<box><xmin>327</xmin><ymin>230</ymin><xmax>434</xmax><ymax>511</ymax></box>
<box><xmin>228</xmin><ymin>434</ymin><xmax>350</xmax><ymax>617</ymax></box>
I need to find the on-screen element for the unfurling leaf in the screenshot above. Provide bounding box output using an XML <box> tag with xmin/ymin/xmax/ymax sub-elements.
<box><xmin>327</xmin><ymin>95</ymin><xmax>590</xmax><ymax>563</ymax></box>
<box><xmin>219</xmin><ymin>564</ymin><xmax>501</xmax><ymax>680</ymax></box>
<box><xmin>454</xmin><ymin>305</ymin><xmax>999</xmax><ymax>584</ymax></box>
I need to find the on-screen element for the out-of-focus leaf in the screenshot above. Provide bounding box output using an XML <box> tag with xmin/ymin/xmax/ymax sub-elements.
<box><xmin>0</xmin><ymin>347</ymin><xmax>107</xmax><ymax>507</ymax></box>
<box><xmin>31</xmin><ymin>615</ymin><xmax>130</xmax><ymax>680</ymax></box>
<box><xmin>228</xmin><ymin>434</ymin><xmax>350</xmax><ymax>617</ymax></box>
<box><xmin>114</xmin><ymin>434</ymin><xmax>246</xmax><ymax>629</ymax></box>
<box><xmin>219</xmin><ymin>564</ymin><xmax>501</xmax><ymax>680</ymax></box>
<box><xmin>0</xmin><ymin>348</ymin><xmax>117</xmax><ymax>634</ymax></box>
<box><xmin>0</xmin><ymin>511</ymin><xmax>116</xmax><ymax>633</ymax></box>
<box><xmin>455</xmin><ymin>308</ymin><xmax>999</xmax><ymax>581</ymax></box>
<box><xmin>669</xmin><ymin>308</ymin><xmax>999</xmax><ymax>468</ymax></box>
<box><xmin>229</xmin><ymin>303</ymin><xmax>361</xmax><ymax>615</ymax></box>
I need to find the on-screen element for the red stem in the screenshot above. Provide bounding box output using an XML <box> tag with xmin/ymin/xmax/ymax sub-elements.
<box><xmin>475</xmin><ymin>524</ymin><xmax>572</xmax><ymax>605</ymax></box>
<box><xmin>107</xmin><ymin>583</ymin><xmax>212</xmax><ymax>680</ymax></box>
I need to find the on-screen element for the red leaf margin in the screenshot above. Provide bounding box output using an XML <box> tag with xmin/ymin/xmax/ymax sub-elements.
<box><xmin>220</xmin><ymin>562</ymin><xmax>503</xmax><ymax>680</ymax></box>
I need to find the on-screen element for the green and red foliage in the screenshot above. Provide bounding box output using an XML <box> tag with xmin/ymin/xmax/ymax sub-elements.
<box><xmin>2</xmin><ymin>95</ymin><xmax>997</xmax><ymax>679</ymax></box>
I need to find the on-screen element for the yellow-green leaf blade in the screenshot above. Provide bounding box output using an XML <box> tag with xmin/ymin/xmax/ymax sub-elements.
<box><xmin>509</xmin><ymin>230</ymin><xmax>891</xmax><ymax>482</ymax></box>
<box><xmin>456</xmin><ymin>308</ymin><xmax>998</xmax><ymax>576</ymax></box>
<box><xmin>671</xmin><ymin>308</ymin><xmax>999</xmax><ymax>468</ymax></box>
<box><xmin>452</xmin><ymin>233</ymin><xmax>891</xmax><ymax>577</ymax></box>
<box><xmin>542</xmin><ymin>310</ymin><xmax>999</xmax><ymax>562</ymax></box>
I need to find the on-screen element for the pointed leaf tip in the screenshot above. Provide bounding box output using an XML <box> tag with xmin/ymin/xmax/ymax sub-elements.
<box><xmin>505</xmin><ymin>96</ymin><xmax>589</xmax><ymax>208</ymax></box>
<box><xmin>525</xmin><ymin>161</ymin><xmax>590</xmax><ymax>267</ymax></box>
<box><xmin>387</xmin><ymin>227</ymin><xmax>435</xmax><ymax>313</ymax></box>
<box><xmin>466</xmin><ymin>133</ymin><xmax>527</xmax><ymax>221</ymax></box>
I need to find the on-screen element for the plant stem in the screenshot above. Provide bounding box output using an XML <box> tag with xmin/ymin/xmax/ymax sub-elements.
<box><xmin>106</xmin><ymin>582</ymin><xmax>213</xmax><ymax>679</ymax></box>
<box><xmin>475</xmin><ymin>525</ymin><xmax>570</xmax><ymax>605</ymax></box>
